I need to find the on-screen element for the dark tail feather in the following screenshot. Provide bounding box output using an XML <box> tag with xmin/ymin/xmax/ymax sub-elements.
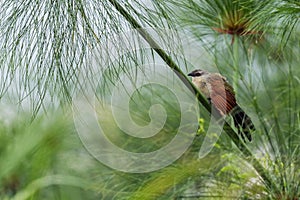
<box><xmin>230</xmin><ymin>106</ymin><xmax>255</xmax><ymax>141</ymax></box>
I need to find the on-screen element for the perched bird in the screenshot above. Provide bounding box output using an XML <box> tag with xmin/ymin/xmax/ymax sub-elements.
<box><xmin>188</xmin><ymin>69</ymin><xmax>255</xmax><ymax>141</ymax></box>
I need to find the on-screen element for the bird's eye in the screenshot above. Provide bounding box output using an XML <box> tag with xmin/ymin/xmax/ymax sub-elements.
<box><xmin>195</xmin><ymin>73</ymin><xmax>201</xmax><ymax>76</ymax></box>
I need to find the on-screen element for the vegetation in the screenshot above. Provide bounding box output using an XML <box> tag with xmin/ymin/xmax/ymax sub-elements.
<box><xmin>0</xmin><ymin>0</ymin><xmax>299</xmax><ymax>199</ymax></box>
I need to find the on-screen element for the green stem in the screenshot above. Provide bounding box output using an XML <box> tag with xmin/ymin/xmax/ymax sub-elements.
<box><xmin>107</xmin><ymin>0</ymin><xmax>209</xmax><ymax>109</ymax></box>
<box><xmin>232</xmin><ymin>34</ymin><xmax>239</xmax><ymax>94</ymax></box>
<box><xmin>107</xmin><ymin>0</ymin><xmax>277</xmax><ymax>193</ymax></box>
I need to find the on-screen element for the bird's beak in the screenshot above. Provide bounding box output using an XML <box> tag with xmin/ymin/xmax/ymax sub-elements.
<box><xmin>187</xmin><ymin>72</ymin><xmax>193</xmax><ymax>77</ymax></box>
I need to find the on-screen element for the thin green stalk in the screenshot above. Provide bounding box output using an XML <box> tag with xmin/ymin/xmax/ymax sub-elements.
<box><xmin>107</xmin><ymin>0</ymin><xmax>277</xmax><ymax>193</ymax></box>
<box><xmin>107</xmin><ymin>0</ymin><xmax>210</xmax><ymax>108</ymax></box>
<box><xmin>232</xmin><ymin>35</ymin><xmax>239</xmax><ymax>94</ymax></box>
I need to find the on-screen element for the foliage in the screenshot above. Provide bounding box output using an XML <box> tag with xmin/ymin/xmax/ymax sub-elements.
<box><xmin>0</xmin><ymin>0</ymin><xmax>299</xmax><ymax>199</ymax></box>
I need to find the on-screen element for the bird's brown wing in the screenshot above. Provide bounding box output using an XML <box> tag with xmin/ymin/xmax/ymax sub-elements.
<box><xmin>208</xmin><ymin>74</ymin><xmax>237</xmax><ymax>115</ymax></box>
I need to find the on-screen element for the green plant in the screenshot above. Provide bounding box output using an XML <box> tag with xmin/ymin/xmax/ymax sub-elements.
<box><xmin>0</xmin><ymin>0</ymin><xmax>299</xmax><ymax>199</ymax></box>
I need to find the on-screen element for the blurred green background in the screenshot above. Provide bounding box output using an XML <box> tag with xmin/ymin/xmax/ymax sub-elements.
<box><xmin>0</xmin><ymin>0</ymin><xmax>299</xmax><ymax>199</ymax></box>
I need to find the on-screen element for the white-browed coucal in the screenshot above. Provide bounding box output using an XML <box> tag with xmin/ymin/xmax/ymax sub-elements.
<box><xmin>188</xmin><ymin>69</ymin><xmax>255</xmax><ymax>141</ymax></box>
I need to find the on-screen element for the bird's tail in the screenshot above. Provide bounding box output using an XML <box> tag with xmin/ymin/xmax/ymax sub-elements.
<box><xmin>230</xmin><ymin>106</ymin><xmax>255</xmax><ymax>141</ymax></box>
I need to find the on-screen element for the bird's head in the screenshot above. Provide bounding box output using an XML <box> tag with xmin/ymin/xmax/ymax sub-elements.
<box><xmin>188</xmin><ymin>69</ymin><xmax>209</xmax><ymax>77</ymax></box>
<box><xmin>187</xmin><ymin>69</ymin><xmax>210</xmax><ymax>97</ymax></box>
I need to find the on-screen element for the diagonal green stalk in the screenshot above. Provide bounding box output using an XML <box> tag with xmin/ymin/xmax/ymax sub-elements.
<box><xmin>107</xmin><ymin>0</ymin><xmax>277</xmax><ymax>193</ymax></box>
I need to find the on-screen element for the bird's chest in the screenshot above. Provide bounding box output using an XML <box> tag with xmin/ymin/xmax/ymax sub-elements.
<box><xmin>193</xmin><ymin>79</ymin><xmax>211</xmax><ymax>98</ymax></box>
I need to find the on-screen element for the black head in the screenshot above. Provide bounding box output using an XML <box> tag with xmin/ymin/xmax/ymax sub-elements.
<box><xmin>187</xmin><ymin>69</ymin><xmax>208</xmax><ymax>77</ymax></box>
